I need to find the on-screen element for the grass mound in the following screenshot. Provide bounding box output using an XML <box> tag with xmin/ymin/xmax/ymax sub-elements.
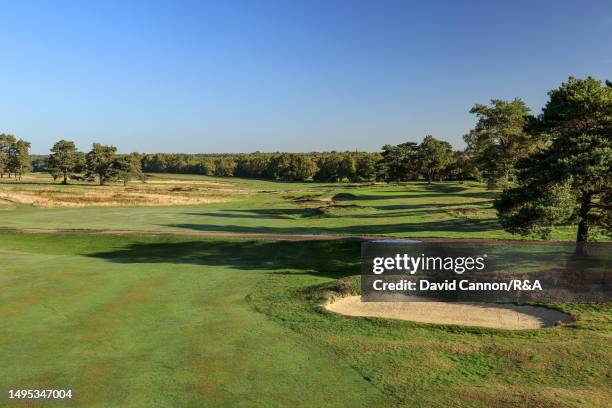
<box><xmin>331</xmin><ymin>192</ymin><xmax>358</xmax><ymax>201</ymax></box>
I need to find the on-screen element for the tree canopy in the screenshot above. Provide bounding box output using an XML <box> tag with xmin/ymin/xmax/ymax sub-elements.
<box><xmin>86</xmin><ymin>143</ymin><xmax>118</xmax><ymax>185</ymax></box>
<box><xmin>418</xmin><ymin>135</ymin><xmax>453</xmax><ymax>183</ymax></box>
<box><xmin>464</xmin><ymin>98</ymin><xmax>538</xmax><ymax>186</ymax></box>
<box><xmin>495</xmin><ymin>76</ymin><xmax>611</xmax><ymax>249</ymax></box>
<box><xmin>48</xmin><ymin>140</ymin><xmax>79</xmax><ymax>184</ymax></box>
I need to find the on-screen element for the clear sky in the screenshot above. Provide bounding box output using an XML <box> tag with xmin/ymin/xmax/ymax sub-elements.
<box><xmin>1</xmin><ymin>0</ymin><xmax>611</xmax><ymax>154</ymax></box>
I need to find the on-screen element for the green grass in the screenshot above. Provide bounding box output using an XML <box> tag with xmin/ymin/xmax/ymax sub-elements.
<box><xmin>0</xmin><ymin>173</ymin><xmax>587</xmax><ymax>240</ymax></box>
<box><xmin>0</xmin><ymin>233</ymin><xmax>386</xmax><ymax>407</ymax></box>
<box><xmin>1</xmin><ymin>233</ymin><xmax>610</xmax><ymax>407</ymax></box>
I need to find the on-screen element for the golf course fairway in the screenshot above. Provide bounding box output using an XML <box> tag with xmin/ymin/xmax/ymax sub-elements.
<box><xmin>1</xmin><ymin>232</ymin><xmax>610</xmax><ymax>407</ymax></box>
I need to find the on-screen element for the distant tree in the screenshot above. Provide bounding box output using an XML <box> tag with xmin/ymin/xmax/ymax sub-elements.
<box><xmin>74</xmin><ymin>151</ymin><xmax>86</xmax><ymax>174</ymax></box>
<box><xmin>48</xmin><ymin>140</ymin><xmax>79</xmax><ymax>184</ymax></box>
<box><xmin>464</xmin><ymin>98</ymin><xmax>539</xmax><ymax>186</ymax></box>
<box><xmin>338</xmin><ymin>154</ymin><xmax>357</xmax><ymax>181</ymax></box>
<box><xmin>268</xmin><ymin>154</ymin><xmax>317</xmax><ymax>181</ymax></box>
<box><xmin>290</xmin><ymin>155</ymin><xmax>318</xmax><ymax>181</ymax></box>
<box><xmin>113</xmin><ymin>153</ymin><xmax>144</xmax><ymax>186</ymax></box>
<box><xmin>213</xmin><ymin>158</ymin><xmax>236</xmax><ymax>177</ymax></box>
<box><xmin>379</xmin><ymin>142</ymin><xmax>419</xmax><ymax>182</ymax></box>
<box><xmin>142</xmin><ymin>153</ymin><xmax>169</xmax><ymax>173</ymax></box>
<box><xmin>30</xmin><ymin>155</ymin><xmax>48</xmax><ymax>172</ymax></box>
<box><xmin>314</xmin><ymin>154</ymin><xmax>341</xmax><ymax>182</ymax></box>
<box><xmin>8</xmin><ymin>139</ymin><xmax>31</xmax><ymax>180</ymax></box>
<box><xmin>444</xmin><ymin>150</ymin><xmax>477</xmax><ymax>183</ymax></box>
<box><xmin>417</xmin><ymin>135</ymin><xmax>453</xmax><ymax>183</ymax></box>
<box><xmin>0</xmin><ymin>134</ymin><xmax>17</xmax><ymax>178</ymax></box>
<box><xmin>0</xmin><ymin>147</ymin><xmax>6</xmax><ymax>178</ymax></box>
<box><xmin>495</xmin><ymin>76</ymin><xmax>612</xmax><ymax>252</ymax></box>
<box><xmin>86</xmin><ymin>143</ymin><xmax>117</xmax><ymax>185</ymax></box>
<box><xmin>355</xmin><ymin>153</ymin><xmax>380</xmax><ymax>181</ymax></box>
<box><xmin>195</xmin><ymin>157</ymin><xmax>216</xmax><ymax>176</ymax></box>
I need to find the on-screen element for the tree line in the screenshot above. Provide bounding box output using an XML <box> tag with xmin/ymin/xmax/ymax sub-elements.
<box><xmin>2</xmin><ymin>76</ymin><xmax>609</xmax><ymax>244</ymax></box>
<box><xmin>0</xmin><ymin>134</ymin><xmax>32</xmax><ymax>180</ymax></box>
<box><xmin>17</xmin><ymin>140</ymin><xmax>471</xmax><ymax>184</ymax></box>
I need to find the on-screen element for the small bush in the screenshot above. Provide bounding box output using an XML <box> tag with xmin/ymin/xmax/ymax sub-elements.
<box><xmin>336</xmin><ymin>279</ymin><xmax>353</xmax><ymax>296</ymax></box>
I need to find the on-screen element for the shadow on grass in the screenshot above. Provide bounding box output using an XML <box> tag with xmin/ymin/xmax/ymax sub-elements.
<box><xmin>353</xmin><ymin>191</ymin><xmax>495</xmax><ymax>201</ymax></box>
<box><xmin>186</xmin><ymin>208</ymin><xmax>324</xmax><ymax>220</ymax></box>
<box><xmin>88</xmin><ymin>239</ymin><xmax>362</xmax><ymax>279</ymax></box>
<box><xmin>161</xmin><ymin>218</ymin><xmax>501</xmax><ymax>235</ymax></box>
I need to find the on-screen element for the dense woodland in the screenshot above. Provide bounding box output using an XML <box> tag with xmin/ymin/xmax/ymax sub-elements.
<box><xmin>1</xmin><ymin>76</ymin><xmax>610</xmax><ymax>244</ymax></box>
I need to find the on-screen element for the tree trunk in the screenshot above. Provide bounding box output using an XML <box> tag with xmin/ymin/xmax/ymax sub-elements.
<box><xmin>63</xmin><ymin>172</ymin><xmax>68</xmax><ymax>185</ymax></box>
<box><xmin>575</xmin><ymin>192</ymin><xmax>592</xmax><ymax>256</ymax></box>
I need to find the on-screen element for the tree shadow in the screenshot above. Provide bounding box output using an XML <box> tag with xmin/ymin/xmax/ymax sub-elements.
<box><xmin>369</xmin><ymin>200</ymin><xmax>492</xmax><ymax>212</ymax></box>
<box><xmin>354</xmin><ymin>191</ymin><xmax>495</xmax><ymax>201</ymax></box>
<box><xmin>88</xmin><ymin>239</ymin><xmax>362</xmax><ymax>279</ymax></box>
<box><xmin>187</xmin><ymin>208</ymin><xmax>323</xmax><ymax>219</ymax></box>
<box><xmin>161</xmin><ymin>218</ymin><xmax>501</xmax><ymax>235</ymax></box>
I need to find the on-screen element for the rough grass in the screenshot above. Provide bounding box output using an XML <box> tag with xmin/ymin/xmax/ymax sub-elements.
<box><xmin>248</xmin><ymin>249</ymin><xmax>612</xmax><ymax>408</ymax></box>
<box><xmin>0</xmin><ymin>174</ymin><xmax>249</xmax><ymax>207</ymax></box>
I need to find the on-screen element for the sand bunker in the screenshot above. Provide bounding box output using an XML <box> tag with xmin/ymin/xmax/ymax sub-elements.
<box><xmin>325</xmin><ymin>296</ymin><xmax>572</xmax><ymax>329</ymax></box>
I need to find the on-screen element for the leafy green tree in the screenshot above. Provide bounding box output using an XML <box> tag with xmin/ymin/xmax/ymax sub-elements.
<box><xmin>0</xmin><ymin>148</ymin><xmax>6</xmax><ymax>178</ymax></box>
<box><xmin>495</xmin><ymin>76</ymin><xmax>612</xmax><ymax>252</ymax></box>
<box><xmin>355</xmin><ymin>153</ymin><xmax>380</xmax><ymax>181</ymax></box>
<box><xmin>290</xmin><ymin>155</ymin><xmax>318</xmax><ymax>181</ymax></box>
<box><xmin>0</xmin><ymin>134</ymin><xmax>17</xmax><ymax>178</ymax></box>
<box><xmin>8</xmin><ymin>139</ymin><xmax>31</xmax><ymax>180</ymax></box>
<box><xmin>464</xmin><ymin>98</ymin><xmax>538</xmax><ymax>186</ymax></box>
<box><xmin>86</xmin><ymin>143</ymin><xmax>118</xmax><ymax>185</ymax></box>
<box><xmin>314</xmin><ymin>154</ymin><xmax>341</xmax><ymax>182</ymax></box>
<box><xmin>48</xmin><ymin>140</ymin><xmax>79</xmax><ymax>184</ymax></box>
<box><xmin>74</xmin><ymin>151</ymin><xmax>86</xmax><ymax>174</ymax></box>
<box><xmin>338</xmin><ymin>154</ymin><xmax>357</xmax><ymax>182</ymax></box>
<box><xmin>444</xmin><ymin>150</ymin><xmax>477</xmax><ymax>183</ymax></box>
<box><xmin>113</xmin><ymin>153</ymin><xmax>144</xmax><ymax>186</ymax></box>
<box><xmin>379</xmin><ymin>142</ymin><xmax>419</xmax><ymax>182</ymax></box>
<box><xmin>418</xmin><ymin>135</ymin><xmax>453</xmax><ymax>183</ymax></box>
<box><xmin>213</xmin><ymin>158</ymin><xmax>236</xmax><ymax>177</ymax></box>
<box><xmin>195</xmin><ymin>157</ymin><xmax>215</xmax><ymax>176</ymax></box>
<box><xmin>268</xmin><ymin>154</ymin><xmax>317</xmax><ymax>181</ymax></box>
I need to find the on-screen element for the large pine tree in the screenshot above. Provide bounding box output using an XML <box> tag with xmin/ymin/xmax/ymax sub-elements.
<box><xmin>495</xmin><ymin>77</ymin><xmax>612</xmax><ymax>252</ymax></box>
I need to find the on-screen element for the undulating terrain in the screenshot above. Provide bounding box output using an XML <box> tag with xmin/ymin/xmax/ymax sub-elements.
<box><xmin>1</xmin><ymin>174</ymin><xmax>610</xmax><ymax>407</ymax></box>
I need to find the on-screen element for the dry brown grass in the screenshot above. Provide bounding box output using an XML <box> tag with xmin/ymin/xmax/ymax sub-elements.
<box><xmin>0</xmin><ymin>184</ymin><xmax>243</xmax><ymax>208</ymax></box>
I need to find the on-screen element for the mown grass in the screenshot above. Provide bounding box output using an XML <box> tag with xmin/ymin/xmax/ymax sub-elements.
<box><xmin>1</xmin><ymin>233</ymin><xmax>610</xmax><ymax>407</ymax></box>
<box><xmin>0</xmin><ymin>173</ymin><xmax>593</xmax><ymax>241</ymax></box>
<box><xmin>0</xmin><ymin>233</ymin><xmax>387</xmax><ymax>407</ymax></box>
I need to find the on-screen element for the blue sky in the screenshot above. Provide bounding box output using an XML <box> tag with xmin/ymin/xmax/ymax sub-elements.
<box><xmin>1</xmin><ymin>0</ymin><xmax>611</xmax><ymax>154</ymax></box>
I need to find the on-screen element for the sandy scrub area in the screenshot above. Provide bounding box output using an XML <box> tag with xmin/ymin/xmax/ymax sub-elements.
<box><xmin>325</xmin><ymin>295</ymin><xmax>573</xmax><ymax>329</ymax></box>
<box><xmin>0</xmin><ymin>187</ymin><xmax>232</xmax><ymax>207</ymax></box>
